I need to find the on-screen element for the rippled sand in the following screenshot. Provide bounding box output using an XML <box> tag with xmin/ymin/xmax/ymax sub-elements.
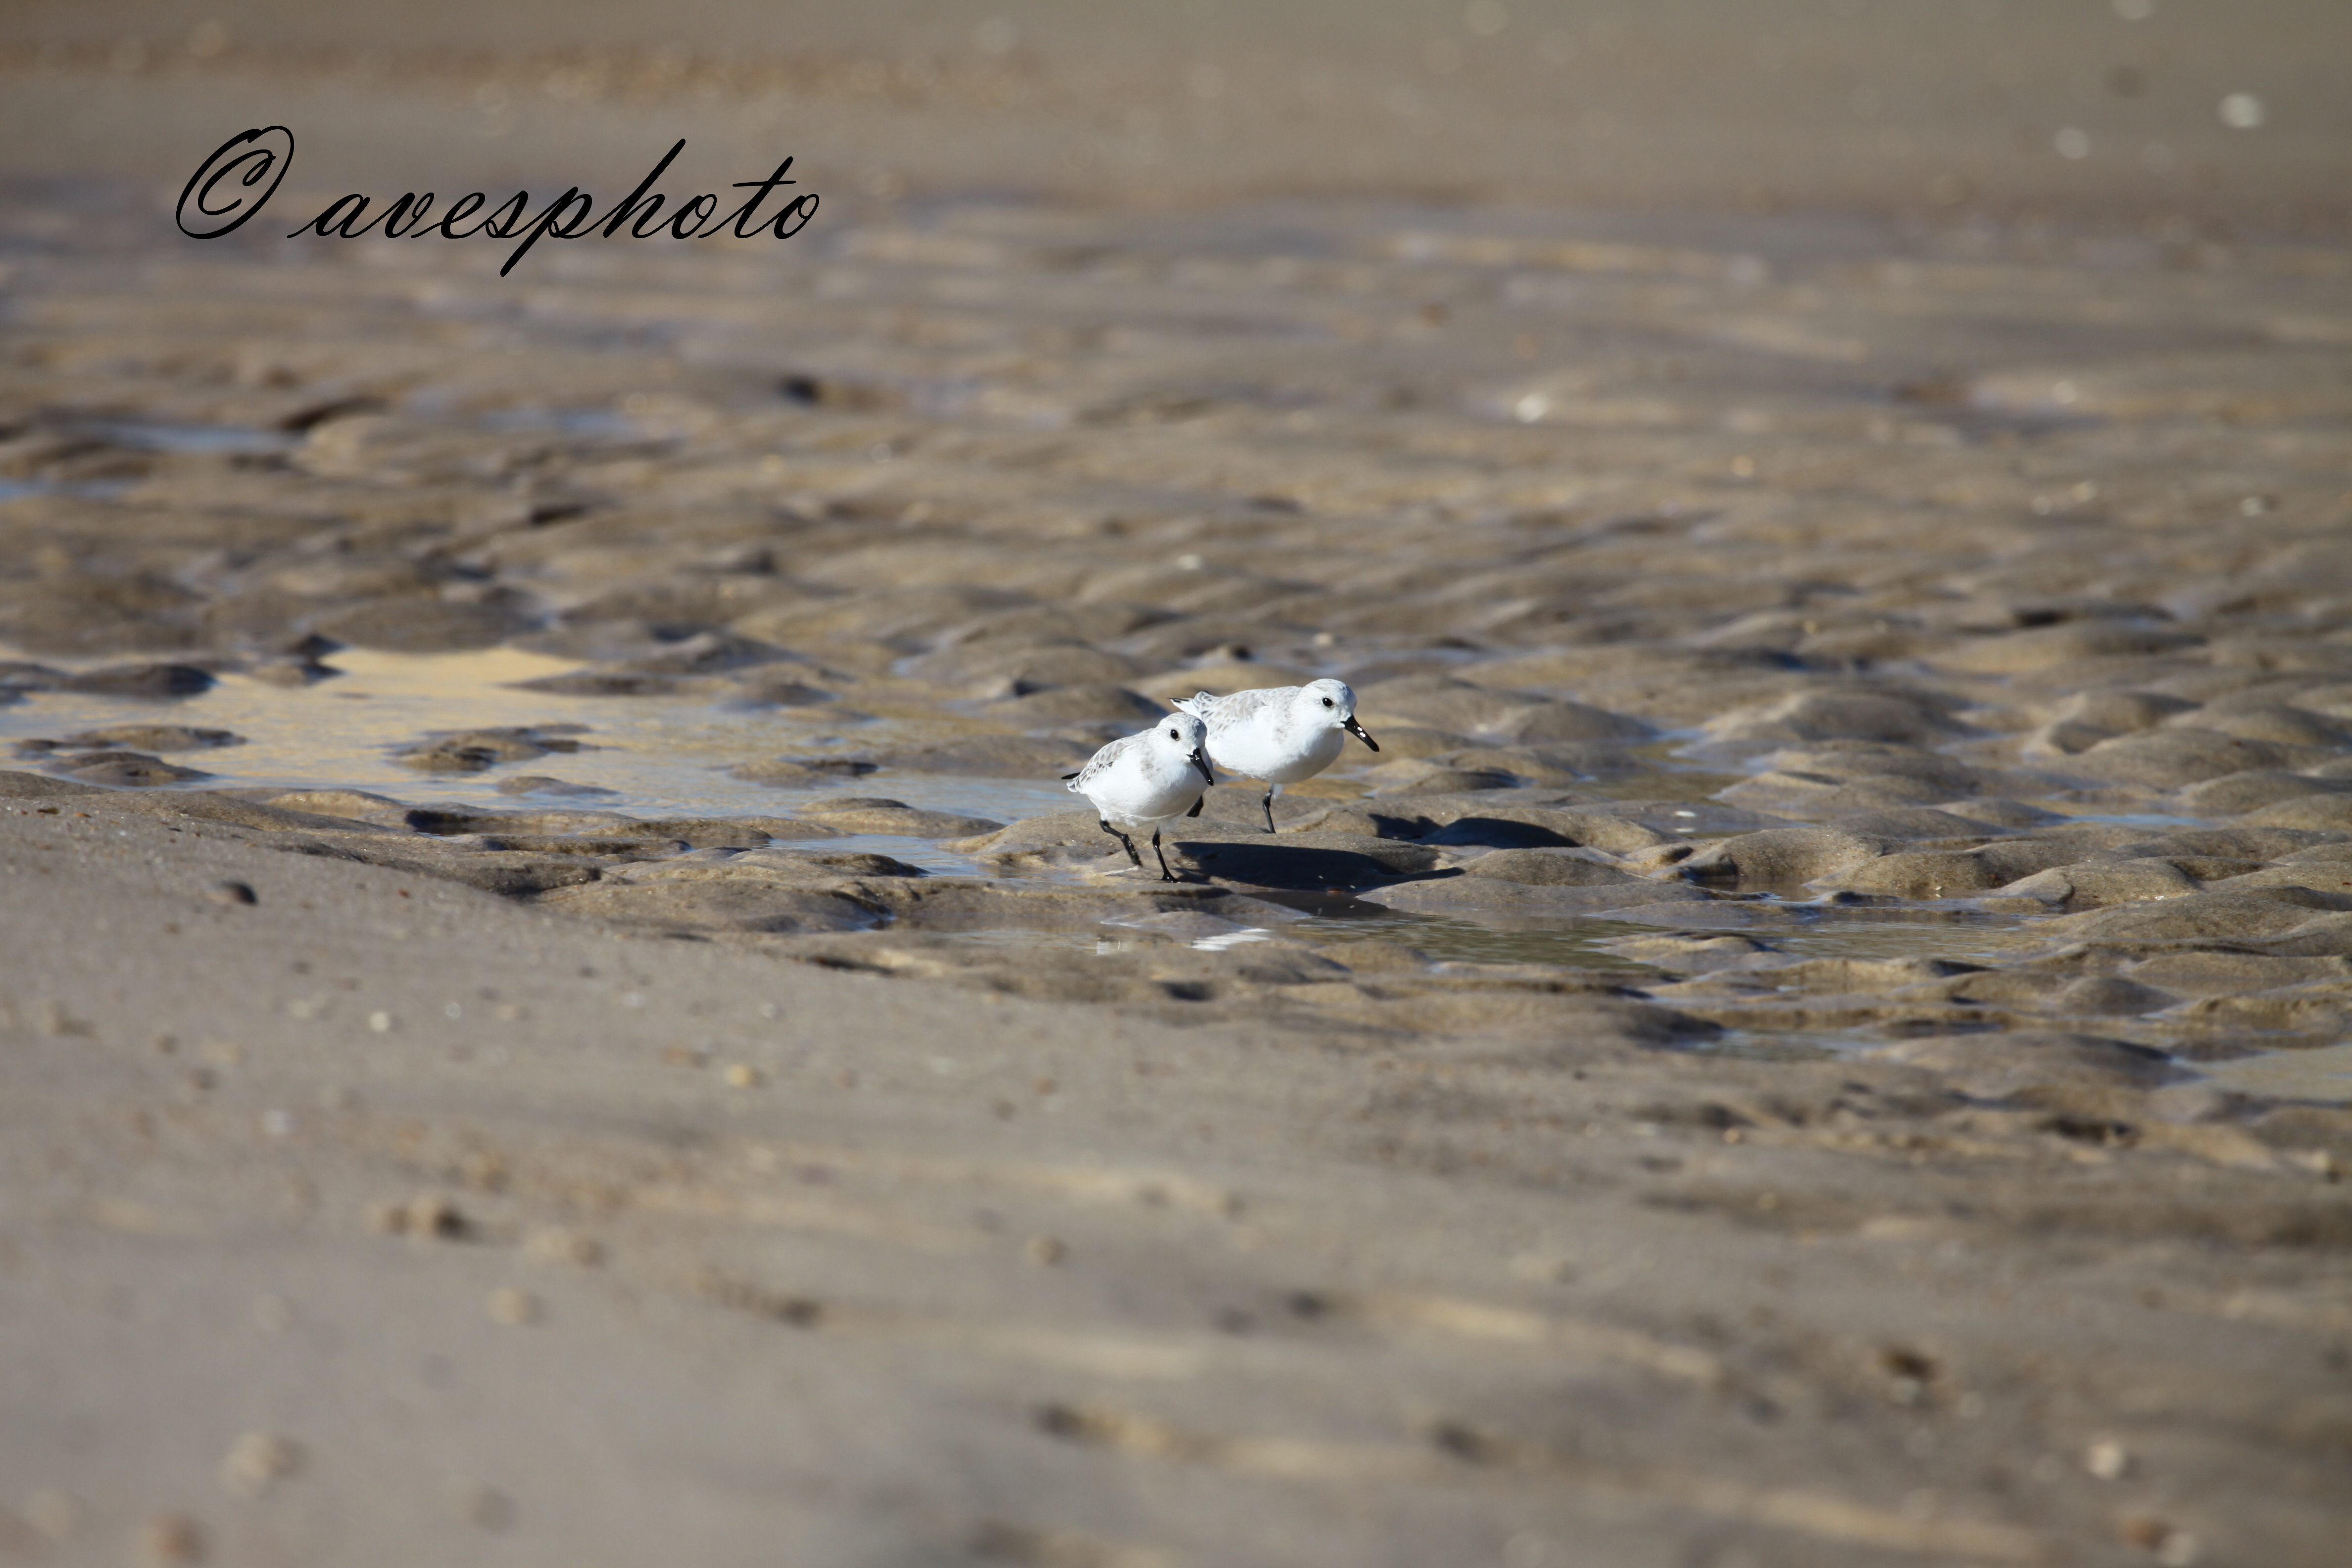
<box><xmin>9</xmin><ymin>189</ymin><xmax>2352</xmax><ymax>1055</ymax></box>
<box><xmin>3</xmin><ymin>6</ymin><xmax>2351</xmax><ymax>1565</ymax></box>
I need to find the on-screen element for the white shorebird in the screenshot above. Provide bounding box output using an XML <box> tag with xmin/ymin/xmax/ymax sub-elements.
<box><xmin>1062</xmin><ymin>711</ymin><xmax>1217</xmax><ymax>881</ymax></box>
<box><xmin>1176</xmin><ymin>678</ymin><xmax>1379</xmax><ymax>833</ymax></box>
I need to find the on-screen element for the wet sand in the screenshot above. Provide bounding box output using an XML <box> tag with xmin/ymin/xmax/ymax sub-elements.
<box><xmin>4</xmin><ymin>5</ymin><xmax>2352</xmax><ymax>1565</ymax></box>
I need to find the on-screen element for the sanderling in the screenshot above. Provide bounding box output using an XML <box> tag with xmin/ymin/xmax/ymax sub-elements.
<box><xmin>1063</xmin><ymin>710</ymin><xmax>1216</xmax><ymax>880</ymax></box>
<box><xmin>1176</xmin><ymin>678</ymin><xmax>1379</xmax><ymax>833</ymax></box>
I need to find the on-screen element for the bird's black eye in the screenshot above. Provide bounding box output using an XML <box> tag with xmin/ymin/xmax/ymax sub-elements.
<box><xmin>1168</xmin><ymin>730</ymin><xmax>1177</xmax><ymax>740</ymax></box>
<box><xmin>1322</xmin><ymin>697</ymin><xmax>1334</xmax><ymax>708</ymax></box>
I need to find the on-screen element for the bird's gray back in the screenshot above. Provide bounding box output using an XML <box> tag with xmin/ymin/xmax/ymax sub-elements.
<box><xmin>1067</xmin><ymin>732</ymin><xmax>1141</xmax><ymax>792</ymax></box>
<box><xmin>1190</xmin><ymin>686</ymin><xmax>1288</xmax><ymax>740</ymax></box>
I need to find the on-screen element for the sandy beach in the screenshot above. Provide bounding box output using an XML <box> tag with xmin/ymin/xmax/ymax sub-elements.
<box><xmin>3</xmin><ymin>4</ymin><xmax>2351</xmax><ymax>1565</ymax></box>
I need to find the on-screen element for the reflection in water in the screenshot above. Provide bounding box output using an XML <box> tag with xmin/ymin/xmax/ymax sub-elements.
<box><xmin>1705</xmin><ymin>1030</ymin><xmax>1844</xmax><ymax>1064</ymax></box>
<box><xmin>1289</xmin><ymin>911</ymin><xmax>1662</xmax><ymax>970</ymax></box>
<box><xmin>2204</xmin><ymin>1042</ymin><xmax>2352</xmax><ymax>1106</ymax></box>
<box><xmin>66</xmin><ymin>419</ymin><xmax>298</xmax><ymax>456</ymax></box>
<box><xmin>0</xmin><ymin>479</ymin><xmax>131</xmax><ymax>504</ymax></box>
<box><xmin>1291</xmin><ymin>902</ymin><xmax>2041</xmax><ymax>974</ymax></box>
<box><xmin>0</xmin><ymin>645</ymin><xmax>1077</xmax><ymax>834</ymax></box>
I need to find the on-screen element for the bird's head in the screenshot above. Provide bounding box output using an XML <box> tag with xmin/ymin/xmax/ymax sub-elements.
<box><xmin>1301</xmin><ymin>678</ymin><xmax>1378</xmax><ymax>752</ymax></box>
<box><xmin>1160</xmin><ymin>711</ymin><xmax>1215</xmax><ymax>784</ymax></box>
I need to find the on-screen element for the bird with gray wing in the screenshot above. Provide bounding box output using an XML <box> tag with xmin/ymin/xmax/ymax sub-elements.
<box><xmin>1175</xmin><ymin>678</ymin><xmax>1378</xmax><ymax>833</ymax></box>
<box><xmin>1062</xmin><ymin>710</ymin><xmax>1217</xmax><ymax>880</ymax></box>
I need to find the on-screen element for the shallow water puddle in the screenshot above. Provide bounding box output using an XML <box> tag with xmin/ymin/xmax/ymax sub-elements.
<box><xmin>1214</xmin><ymin>899</ymin><xmax>2033</xmax><ymax>968</ymax></box>
<box><xmin>0</xmin><ymin>479</ymin><xmax>131</xmax><ymax>504</ymax></box>
<box><xmin>2203</xmin><ymin>1042</ymin><xmax>2352</xmax><ymax>1106</ymax></box>
<box><xmin>1702</xmin><ymin>1029</ymin><xmax>1847</xmax><ymax>1064</ymax></box>
<box><xmin>920</xmin><ymin>902</ymin><xmax>2050</xmax><ymax>985</ymax></box>
<box><xmin>930</xmin><ymin>927</ymin><xmax>1280</xmax><ymax>957</ymax></box>
<box><xmin>62</xmin><ymin>419</ymin><xmax>298</xmax><ymax>457</ymax></box>
<box><xmin>1283</xmin><ymin>911</ymin><xmax>1664</xmax><ymax>970</ymax></box>
<box><xmin>1736</xmin><ymin>904</ymin><xmax>2047</xmax><ymax>966</ymax></box>
<box><xmin>1575</xmin><ymin>741</ymin><xmax>1744</xmax><ymax>807</ymax></box>
<box><xmin>0</xmin><ymin>645</ymin><xmax>1076</xmax><ymax>837</ymax></box>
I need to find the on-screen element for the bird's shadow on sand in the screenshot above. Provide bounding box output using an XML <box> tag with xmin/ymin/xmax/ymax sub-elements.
<box><xmin>1172</xmin><ymin>839</ymin><xmax>1460</xmax><ymax>892</ymax></box>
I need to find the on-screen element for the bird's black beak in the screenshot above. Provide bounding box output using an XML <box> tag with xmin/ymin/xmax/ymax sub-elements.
<box><xmin>1343</xmin><ymin>717</ymin><xmax>1379</xmax><ymax>752</ymax></box>
<box><xmin>1190</xmin><ymin>747</ymin><xmax>1216</xmax><ymax>784</ymax></box>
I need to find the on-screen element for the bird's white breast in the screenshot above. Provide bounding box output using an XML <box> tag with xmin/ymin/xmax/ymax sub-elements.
<box><xmin>1205</xmin><ymin>702</ymin><xmax>1341</xmax><ymax>783</ymax></box>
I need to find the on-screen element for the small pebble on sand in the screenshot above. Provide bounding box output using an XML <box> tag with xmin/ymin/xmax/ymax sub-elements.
<box><xmin>218</xmin><ymin>1432</ymin><xmax>301</xmax><ymax>1499</ymax></box>
<box><xmin>2119</xmin><ymin>1516</ymin><xmax>2200</xmax><ymax>1565</ymax></box>
<box><xmin>371</xmin><ymin>1194</ymin><xmax>467</xmax><ymax>1240</ymax></box>
<box><xmin>34</xmin><ymin>1000</ymin><xmax>89</xmax><ymax>1037</ymax></box>
<box><xmin>524</xmin><ymin>1227</ymin><xmax>602</xmax><ymax>1267</ymax></box>
<box><xmin>488</xmin><ymin>1287</ymin><xmax>539</xmax><ymax>1325</ymax></box>
<box><xmin>464</xmin><ymin>1488</ymin><xmax>516</xmax><ymax>1531</ymax></box>
<box><xmin>204</xmin><ymin>881</ymin><xmax>256</xmax><ymax>906</ymax></box>
<box><xmin>136</xmin><ymin>1514</ymin><xmax>203</xmax><ymax>1565</ymax></box>
<box><xmin>1025</xmin><ymin>1236</ymin><xmax>1067</xmax><ymax>1266</ymax></box>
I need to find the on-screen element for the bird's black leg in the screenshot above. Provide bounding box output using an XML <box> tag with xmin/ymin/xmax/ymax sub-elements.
<box><xmin>1261</xmin><ymin>786</ymin><xmax>1277</xmax><ymax>834</ymax></box>
<box><xmin>1152</xmin><ymin>827</ymin><xmax>1178</xmax><ymax>882</ymax></box>
<box><xmin>1100</xmin><ymin>819</ymin><xmax>1143</xmax><ymax>868</ymax></box>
